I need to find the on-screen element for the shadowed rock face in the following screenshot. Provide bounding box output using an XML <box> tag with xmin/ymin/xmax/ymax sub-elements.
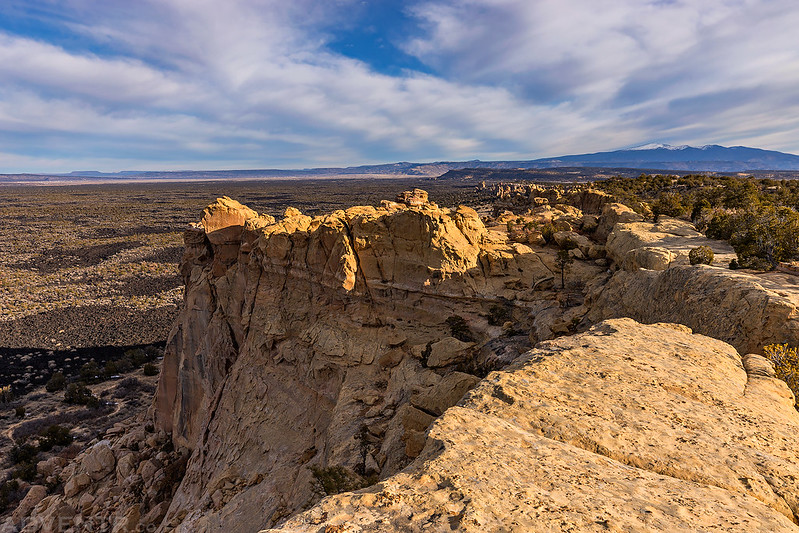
<box><xmin>265</xmin><ymin>319</ymin><xmax>799</xmax><ymax>532</ymax></box>
<box><xmin>586</xmin><ymin>265</ymin><xmax>799</xmax><ymax>355</ymax></box>
<box><xmin>147</xmin><ymin>195</ymin><xmax>799</xmax><ymax>532</ymax></box>
<box><xmin>16</xmin><ymin>191</ymin><xmax>799</xmax><ymax>533</ymax></box>
<box><xmin>153</xmin><ymin>197</ymin><xmax>558</xmax><ymax>532</ymax></box>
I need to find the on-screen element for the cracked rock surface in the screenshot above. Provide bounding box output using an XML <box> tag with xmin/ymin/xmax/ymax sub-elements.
<box><xmin>267</xmin><ymin>319</ymin><xmax>799</xmax><ymax>532</ymax></box>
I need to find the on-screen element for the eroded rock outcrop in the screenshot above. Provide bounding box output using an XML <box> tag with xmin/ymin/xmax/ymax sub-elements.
<box><xmin>14</xmin><ymin>190</ymin><xmax>799</xmax><ymax>532</ymax></box>
<box><xmin>265</xmin><ymin>319</ymin><xmax>799</xmax><ymax>532</ymax></box>
<box><xmin>153</xmin><ymin>195</ymin><xmax>564</xmax><ymax>531</ymax></box>
<box><xmin>586</xmin><ymin>265</ymin><xmax>799</xmax><ymax>355</ymax></box>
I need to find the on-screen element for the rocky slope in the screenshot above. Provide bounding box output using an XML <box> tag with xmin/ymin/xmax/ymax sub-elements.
<box><xmin>267</xmin><ymin>319</ymin><xmax>799</xmax><ymax>532</ymax></box>
<box><xmin>8</xmin><ymin>188</ymin><xmax>799</xmax><ymax>532</ymax></box>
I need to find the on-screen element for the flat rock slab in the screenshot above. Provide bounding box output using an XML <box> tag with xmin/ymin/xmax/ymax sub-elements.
<box><xmin>267</xmin><ymin>319</ymin><xmax>799</xmax><ymax>532</ymax></box>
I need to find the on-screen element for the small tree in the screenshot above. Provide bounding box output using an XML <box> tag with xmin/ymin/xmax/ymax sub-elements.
<box><xmin>555</xmin><ymin>249</ymin><xmax>574</xmax><ymax>289</ymax></box>
<box><xmin>46</xmin><ymin>372</ymin><xmax>66</xmax><ymax>393</ymax></box>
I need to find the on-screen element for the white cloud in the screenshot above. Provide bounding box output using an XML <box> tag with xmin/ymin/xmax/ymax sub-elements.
<box><xmin>0</xmin><ymin>0</ymin><xmax>798</xmax><ymax>172</ymax></box>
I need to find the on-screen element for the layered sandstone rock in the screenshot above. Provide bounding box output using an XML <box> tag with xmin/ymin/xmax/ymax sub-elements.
<box><xmin>586</xmin><ymin>265</ymin><xmax>799</xmax><ymax>355</ymax></box>
<box><xmin>15</xmin><ymin>191</ymin><xmax>799</xmax><ymax>532</ymax></box>
<box><xmin>606</xmin><ymin>215</ymin><xmax>736</xmax><ymax>269</ymax></box>
<box><xmin>152</xmin><ymin>195</ymin><xmax>565</xmax><ymax>531</ymax></box>
<box><xmin>265</xmin><ymin>319</ymin><xmax>799</xmax><ymax>532</ymax></box>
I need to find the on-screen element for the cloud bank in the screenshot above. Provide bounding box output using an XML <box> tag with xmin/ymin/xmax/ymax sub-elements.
<box><xmin>0</xmin><ymin>0</ymin><xmax>797</xmax><ymax>172</ymax></box>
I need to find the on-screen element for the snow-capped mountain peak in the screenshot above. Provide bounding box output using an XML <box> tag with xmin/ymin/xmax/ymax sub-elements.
<box><xmin>629</xmin><ymin>143</ymin><xmax>690</xmax><ymax>151</ymax></box>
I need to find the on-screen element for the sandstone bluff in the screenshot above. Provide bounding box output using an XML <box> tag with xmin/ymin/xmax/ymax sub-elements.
<box><xmin>8</xmin><ymin>189</ymin><xmax>799</xmax><ymax>532</ymax></box>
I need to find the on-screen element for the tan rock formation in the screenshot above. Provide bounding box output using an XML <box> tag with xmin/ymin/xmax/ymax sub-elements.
<box><xmin>606</xmin><ymin>215</ymin><xmax>736</xmax><ymax>268</ymax></box>
<box><xmin>14</xmin><ymin>192</ymin><xmax>799</xmax><ymax>533</ymax></box>
<box><xmin>586</xmin><ymin>265</ymin><xmax>799</xmax><ymax>355</ymax></box>
<box><xmin>152</xmin><ymin>195</ymin><xmax>557</xmax><ymax>531</ymax></box>
<box><xmin>265</xmin><ymin>319</ymin><xmax>799</xmax><ymax>532</ymax></box>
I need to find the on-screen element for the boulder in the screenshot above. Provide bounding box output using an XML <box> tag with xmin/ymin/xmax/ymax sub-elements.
<box><xmin>426</xmin><ymin>337</ymin><xmax>475</xmax><ymax>368</ymax></box>
<box><xmin>80</xmin><ymin>441</ymin><xmax>116</xmax><ymax>481</ymax></box>
<box><xmin>396</xmin><ymin>189</ymin><xmax>429</xmax><ymax>207</ymax></box>
<box><xmin>622</xmin><ymin>246</ymin><xmax>676</xmax><ymax>271</ymax></box>
<box><xmin>411</xmin><ymin>371</ymin><xmax>481</xmax><ymax>416</ymax></box>
<box><xmin>12</xmin><ymin>485</ymin><xmax>47</xmax><ymax>524</ymax></box>
<box><xmin>594</xmin><ymin>202</ymin><xmax>644</xmax><ymax>242</ymax></box>
<box><xmin>63</xmin><ymin>473</ymin><xmax>91</xmax><ymax>498</ymax></box>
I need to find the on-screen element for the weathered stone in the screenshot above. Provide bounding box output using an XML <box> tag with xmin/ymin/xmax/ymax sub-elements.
<box><xmin>594</xmin><ymin>202</ymin><xmax>644</xmax><ymax>241</ymax></box>
<box><xmin>112</xmin><ymin>504</ymin><xmax>140</xmax><ymax>533</ymax></box>
<box><xmin>411</xmin><ymin>371</ymin><xmax>480</xmax><ymax>416</ymax></box>
<box><xmin>64</xmin><ymin>473</ymin><xmax>91</xmax><ymax>498</ymax></box>
<box><xmin>80</xmin><ymin>441</ymin><xmax>116</xmax><ymax>481</ymax></box>
<box><xmin>396</xmin><ymin>189</ymin><xmax>429</xmax><ymax>207</ymax></box>
<box><xmin>12</xmin><ymin>485</ymin><xmax>47</xmax><ymax>524</ymax></box>
<box><xmin>426</xmin><ymin>337</ymin><xmax>475</xmax><ymax>368</ymax></box>
<box><xmin>266</xmin><ymin>319</ymin><xmax>799</xmax><ymax>532</ymax></box>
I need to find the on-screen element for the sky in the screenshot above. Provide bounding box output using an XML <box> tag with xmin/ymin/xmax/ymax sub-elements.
<box><xmin>1</xmin><ymin>0</ymin><xmax>799</xmax><ymax>173</ymax></box>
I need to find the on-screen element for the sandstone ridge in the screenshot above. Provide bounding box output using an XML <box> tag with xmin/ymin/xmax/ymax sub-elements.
<box><xmin>266</xmin><ymin>319</ymin><xmax>799</xmax><ymax>532</ymax></box>
<box><xmin>10</xmin><ymin>190</ymin><xmax>799</xmax><ymax>532</ymax></box>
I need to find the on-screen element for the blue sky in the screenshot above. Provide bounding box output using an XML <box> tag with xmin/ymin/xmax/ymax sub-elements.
<box><xmin>1</xmin><ymin>0</ymin><xmax>798</xmax><ymax>173</ymax></box>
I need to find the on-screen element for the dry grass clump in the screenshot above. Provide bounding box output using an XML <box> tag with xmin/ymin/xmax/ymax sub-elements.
<box><xmin>763</xmin><ymin>343</ymin><xmax>799</xmax><ymax>410</ymax></box>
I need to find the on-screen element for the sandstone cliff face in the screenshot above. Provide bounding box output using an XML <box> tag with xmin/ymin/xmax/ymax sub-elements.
<box><xmin>265</xmin><ymin>319</ymin><xmax>799</xmax><ymax>532</ymax></box>
<box><xmin>586</xmin><ymin>265</ymin><xmax>799</xmax><ymax>355</ymax></box>
<box><xmin>153</xmin><ymin>195</ymin><xmax>559</xmax><ymax>531</ymax></box>
<box><xmin>588</xmin><ymin>203</ymin><xmax>799</xmax><ymax>355</ymax></box>
<box><xmin>16</xmin><ymin>191</ymin><xmax>799</xmax><ymax>532</ymax></box>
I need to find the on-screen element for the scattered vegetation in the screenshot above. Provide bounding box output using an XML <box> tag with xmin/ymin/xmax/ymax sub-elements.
<box><xmin>763</xmin><ymin>343</ymin><xmax>799</xmax><ymax>410</ymax></box>
<box><xmin>37</xmin><ymin>424</ymin><xmax>73</xmax><ymax>452</ymax></box>
<box><xmin>0</xmin><ymin>386</ymin><xmax>13</xmax><ymax>404</ymax></box>
<box><xmin>595</xmin><ymin>174</ymin><xmax>799</xmax><ymax>269</ymax></box>
<box><xmin>555</xmin><ymin>249</ymin><xmax>574</xmax><ymax>289</ymax></box>
<box><xmin>445</xmin><ymin>315</ymin><xmax>475</xmax><ymax>342</ymax></box>
<box><xmin>143</xmin><ymin>363</ymin><xmax>159</xmax><ymax>376</ymax></box>
<box><xmin>688</xmin><ymin>246</ymin><xmax>715</xmax><ymax>266</ymax></box>
<box><xmin>64</xmin><ymin>383</ymin><xmax>100</xmax><ymax>408</ymax></box>
<box><xmin>45</xmin><ymin>371</ymin><xmax>66</xmax><ymax>392</ymax></box>
<box><xmin>541</xmin><ymin>222</ymin><xmax>556</xmax><ymax>244</ymax></box>
<box><xmin>309</xmin><ymin>465</ymin><xmax>374</xmax><ymax>496</ymax></box>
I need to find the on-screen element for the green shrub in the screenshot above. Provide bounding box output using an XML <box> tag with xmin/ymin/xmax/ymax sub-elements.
<box><xmin>9</xmin><ymin>444</ymin><xmax>37</xmax><ymax>466</ymax></box>
<box><xmin>125</xmin><ymin>348</ymin><xmax>149</xmax><ymax>367</ymax></box>
<box><xmin>688</xmin><ymin>246</ymin><xmax>714</xmax><ymax>265</ymax></box>
<box><xmin>38</xmin><ymin>425</ymin><xmax>73</xmax><ymax>452</ymax></box>
<box><xmin>143</xmin><ymin>363</ymin><xmax>158</xmax><ymax>376</ymax></box>
<box><xmin>104</xmin><ymin>360</ymin><xmax>119</xmax><ymax>377</ymax></box>
<box><xmin>45</xmin><ymin>372</ymin><xmax>66</xmax><ymax>392</ymax></box>
<box><xmin>651</xmin><ymin>191</ymin><xmax>687</xmax><ymax>220</ymax></box>
<box><xmin>64</xmin><ymin>383</ymin><xmax>99</xmax><ymax>408</ymax></box>
<box><xmin>13</xmin><ymin>463</ymin><xmax>37</xmax><ymax>482</ymax></box>
<box><xmin>445</xmin><ymin>316</ymin><xmax>475</xmax><ymax>342</ymax></box>
<box><xmin>14</xmin><ymin>406</ymin><xmax>25</xmax><ymax>419</ymax></box>
<box><xmin>556</xmin><ymin>248</ymin><xmax>574</xmax><ymax>289</ymax></box>
<box><xmin>729</xmin><ymin>259</ymin><xmax>739</xmax><ymax>269</ymax></box>
<box><xmin>540</xmin><ymin>223</ymin><xmax>556</xmax><ymax>244</ymax></box>
<box><xmin>79</xmin><ymin>361</ymin><xmax>101</xmax><ymax>383</ymax></box>
<box><xmin>763</xmin><ymin>343</ymin><xmax>799</xmax><ymax>410</ymax></box>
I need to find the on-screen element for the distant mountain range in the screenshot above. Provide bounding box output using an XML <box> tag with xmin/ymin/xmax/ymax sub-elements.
<box><xmin>3</xmin><ymin>144</ymin><xmax>799</xmax><ymax>184</ymax></box>
<box><xmin>525</xmin><ymin>144</ymin><xmax>799</xmax><ymax>172</ymax></box>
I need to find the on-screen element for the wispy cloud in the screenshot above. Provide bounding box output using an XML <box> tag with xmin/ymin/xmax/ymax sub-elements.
<box><xmin>0</xmin><ymin>0</ymin><xmax>797</xmax><ymax>172</ymax></box>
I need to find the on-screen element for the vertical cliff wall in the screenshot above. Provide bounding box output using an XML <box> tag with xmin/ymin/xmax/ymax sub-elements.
<box><xmin>153</xmin><ymin>195</ymin><xmax>559</xmax><ymax>531</ymax></box>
